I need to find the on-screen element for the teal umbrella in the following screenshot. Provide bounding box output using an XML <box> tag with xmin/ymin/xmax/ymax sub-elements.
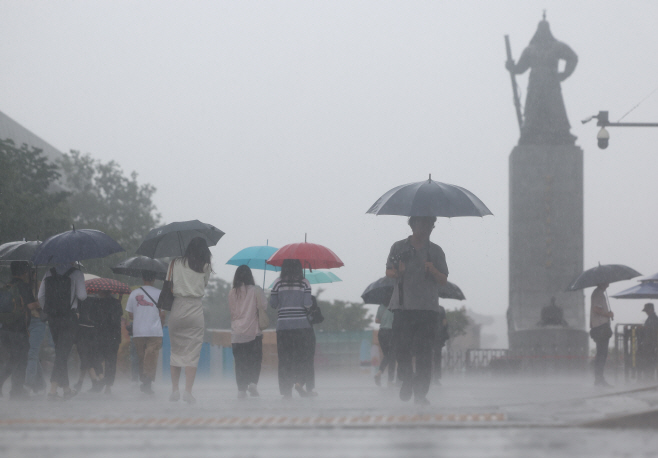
<box><xmin>269</xmin><ymin>270</ymin><xmax>341</xmax><ymax>288</ymax></box>
<box><xmin>227</xmin><ymin>244</ymin><xmax>281</xmax><ymax>288</ymax></box>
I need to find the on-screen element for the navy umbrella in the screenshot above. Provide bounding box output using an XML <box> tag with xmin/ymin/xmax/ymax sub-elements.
<box><xmin>111</xmin><ymin>256</ymin><xmax>168</xmax><ymax>280</ymax></box>
<box><xmin>0</xmin><ymin>240</ymin><xmax>42</xmax><ymax>264</ymax></box>
<box><xmin>32</xmin><ymin>228</ymin><xmax>124</xmax><ymax>265</ymax></box>
<box><xmin>135</xmin><ymin>220</ymin><xmax>224</xmax><ymax>258</ymax></box>
<box><xmin>366</xmin><ymin>175</ymin><xmax>493</xmax><ymax>218</ymax></box>
<box><xmin>567</xmin><ymin>264</ymin><xmax>642</xmax><ymax>291</ymax></box>
<box><xmin>361</xmin><ymin>276</ymin><xmax>465</xmax><ymax>305</ymax></box>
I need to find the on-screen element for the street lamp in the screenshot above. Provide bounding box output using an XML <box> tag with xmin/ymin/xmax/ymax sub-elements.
<box><xmin>582</xmin><ymin>111</ymin><xmax>658</xmax><ymax>149</ymax></box>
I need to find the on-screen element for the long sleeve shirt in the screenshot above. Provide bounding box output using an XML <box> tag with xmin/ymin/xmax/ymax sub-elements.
<box><xmin>38</xmin><ymin>268</ymin><xmax>87</xmax><ymax>311</ymax></box>
<box><xmin>229</xmin><ymin>285</ymin><xmax>267</xmax><ymax>344</ymax></box>
<box><xmin>269</xmin><ymin>278</ymin><xmax>312</xmax><ymax>331</ymax></box>
<box><xmin>170</xmin><ymin>258</ymin><xmax>210</xmax><ymax>298</ymax></box>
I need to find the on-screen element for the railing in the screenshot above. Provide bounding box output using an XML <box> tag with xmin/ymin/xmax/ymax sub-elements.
<box><xmin>614</xmin><ymin>323</ymin><xmax>641</xmax><ymax>383</ymax></box>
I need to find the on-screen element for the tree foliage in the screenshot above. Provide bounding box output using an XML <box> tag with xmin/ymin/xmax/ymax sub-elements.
<box><xmin>57</xmin><ymin>151</ymin><xmax>161</xmax><ymax>279</ymax></box>
<box><xmin>314</xmin><ymin>289</ymin><xmax>372</xmax><ymax>332</ymax></box>
<box><xmin>0</xmin><ymin>139</ymin><xmax>70</xmax><ymax>244</ymax></box>
<box><xmin>446</xmin><ymin>306</ymin><xmax>470</xmax><ymax>340</ymax></box>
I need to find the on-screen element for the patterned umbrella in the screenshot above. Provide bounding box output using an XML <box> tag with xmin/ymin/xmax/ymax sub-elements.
<box><xmin>85</xmin><ymin>277</ymin><xmax>132</xmax><ymax>295</ymax></box>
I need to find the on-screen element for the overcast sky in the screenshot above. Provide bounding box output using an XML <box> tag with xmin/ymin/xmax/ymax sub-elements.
<box><xmin>1</xmin><ymin>1</ymin><xmax>658</xmax><ymax>327</ymax></box>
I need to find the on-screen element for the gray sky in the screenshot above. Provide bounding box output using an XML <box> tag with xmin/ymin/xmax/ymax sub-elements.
<box><xmin>2</xmin><ymin>1</ymin><xmax>658</xmax><ymax>326</ymax></box>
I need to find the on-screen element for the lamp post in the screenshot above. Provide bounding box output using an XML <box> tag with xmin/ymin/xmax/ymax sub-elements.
<box><xmin>582</xmin><ymin>111</ymin><xmax>658</xmax><ymax>149</ymax></box>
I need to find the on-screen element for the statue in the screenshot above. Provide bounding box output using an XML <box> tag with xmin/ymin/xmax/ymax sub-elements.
<box><xmin>506</xmin><ymin>14</ymin><xmax>578</xmax><ymax>145</ymax></box>
<box><xmin>538</xmin><ymin>297</ymin><xmax>568</xmax><ymax>327</ymax></box>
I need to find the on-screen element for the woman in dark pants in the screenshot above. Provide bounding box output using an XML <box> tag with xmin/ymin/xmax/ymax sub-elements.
<box><xmin>269</xmin><ymin>259</ymin><xmax>314</xmax><ymax>399</ymax></box>
<box><xmin>95</xmin><ymin>291</ymin><xmax>123</xmax><ymax>394</ymax></box>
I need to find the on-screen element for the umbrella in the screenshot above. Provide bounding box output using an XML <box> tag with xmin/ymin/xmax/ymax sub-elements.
<box><xmin>267</xmin><ymin>238</ymin><xmax>343</xmax><ymax>270</ymax></box>
<box><xmin>567</xmin><ymin>264</ymin><xmax>642</xmax><ymax>291</ymax></box>
<box><xmin>612</xmin><ymin>281</ymin><xmax>658</xmax><ymax>300</ymax></box>
<box><xmin>0</xmin><ymin>241</ymin><xmax>42</xmax><ymax>264</ymax></box>
<box><xmin>135</xmin><ymin>220</ymin><xmax>224</xmax><ymax>258</ymax></box>
<box><xmin>83</xmin><ymin>273</ymin><xmax>100</xmax><ymax>281</ymax></box>
<box><xmin>32</xmin><ymin>228</ymin><xmax>124</xmax><ymax>265</ymax></box>
<box><xmin>85</xmin><ymin>277</ymin><xmax>132</xmax><ymax>296</ymax></box>
<box><xmin>361</xmin><ymin>276</ymin><xmax>465</xmax><ymax>304</ymax></box>
<box><xmin>366</xmin><ymin>174</ymin><xmax>493</xmax><ymax>218</ymax></box>
<box><xmin>112</xmin><ymin>256</ymin><xmax>168</xmax><ymax>280</ymax></box>
<box><xmin>226</xmin><ymin>245</ymin><xmax>281</xmax><ymax>272</ymax></box>
<box><xmin>268</xmin><ymin>270</ymin><xmax>342</xmax><ymax>289</ymax></box>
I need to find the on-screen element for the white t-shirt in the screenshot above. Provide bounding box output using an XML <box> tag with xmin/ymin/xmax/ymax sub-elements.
<box><xmin>125</xmin><ymin>286</ymin><xmax>163</xmax><ymax>337</ymax></box>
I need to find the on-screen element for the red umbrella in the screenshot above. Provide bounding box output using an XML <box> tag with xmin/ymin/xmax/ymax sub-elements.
<box><xmin>267</xmin><ymin>239</ymin><xmax>343</xmax><ymax>270</ymax></box>
<box><xmin>85</xmin><ymin>277</ymin><xmax>132</xmax><ymax>295</ymax></box>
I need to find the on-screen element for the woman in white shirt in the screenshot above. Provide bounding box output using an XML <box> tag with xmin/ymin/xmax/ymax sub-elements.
<box><xmin>229</xmin><ymin>265</ymin><xmax>267</xmax><ymax>399</ymax></box>
<box><xmin>167</xmin><ymin>237</ymin><xmax>211</xmax><ymax>404</ymax></box>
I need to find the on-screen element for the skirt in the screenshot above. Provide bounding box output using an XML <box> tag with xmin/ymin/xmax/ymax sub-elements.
<box><xmin>168</xmin><ymin>296</ymin><xmax>204</xmax><ymax>368</ymax></box>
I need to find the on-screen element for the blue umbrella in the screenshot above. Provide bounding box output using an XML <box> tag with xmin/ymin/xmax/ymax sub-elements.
<box><xmin>227</xmin><ymin>244</ymin><xmax>281</xmax><ymax>289</ymax></box>
<box><xmin>269</xmin><ymin>270</ymin><xmax>342</xmax><ymax>288</ymax></box>
<box><xmin>32</xmin><ymin>228</ymin><xmax>124</xmax><ymax>265</ymax></box>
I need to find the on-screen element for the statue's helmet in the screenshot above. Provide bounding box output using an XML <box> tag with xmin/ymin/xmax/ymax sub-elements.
<box><xmin>530</xmin><ymin>18</ymin><xmax>556</xmax><ymax>45</ymax></box>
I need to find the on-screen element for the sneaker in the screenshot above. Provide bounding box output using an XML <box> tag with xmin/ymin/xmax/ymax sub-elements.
<box><xmin>374</xmin><ymin>373</ymin><xmax>381</xmax><ymax>387</ymax></box>
<box><xmin>414</xmin><ymin>397</ymin><xmax>430</xmax><ymax>406</ymax></box>
<box><xmin>182</xmin><ymin>391</ymin><xmax>196</xmax><ymax>405</ymax></box>
<box><xmin>399</xmin><ymin>379</ymin><xmax>413</xmax><ymax>402</ymax></box>
<box><xmin>62</xmin><ymin>389</ymin><xmax>77</xmax><ymax>400</ymax></box>
<box><xmin>247</xmin><ymin>383</ymin><xmax>259</xmax><ymax>397</ymax></box>
<box><xmin>169</xmin><ymin>390</ymin><xmax>180</xmax><ymax>402</ymax></box>
<box><xmin>89</xmin><ymin>379</ymin><xmax>104</xmax><ymax>393</ymax></box>
<box><xmin>238</xmin><ymin>391</ymin><xmax>247</xmax><ymax>400</ymax></box>
<box><xmin>294</xmin><ymin>383</ymin><xmax>308</xmax><ymax>398</ymax></box>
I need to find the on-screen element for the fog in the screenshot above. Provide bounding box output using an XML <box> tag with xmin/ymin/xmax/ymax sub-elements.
<box><xmin>1</xmin><ymin>2</ymin><xmax>658</xmax><ymax>327</ymax></box>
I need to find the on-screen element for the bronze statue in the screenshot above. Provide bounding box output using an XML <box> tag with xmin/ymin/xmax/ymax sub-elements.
<box><xmin>506</xmin><ymin>15</ymin><xmax>578</xmax><ymax>145</ymax></box>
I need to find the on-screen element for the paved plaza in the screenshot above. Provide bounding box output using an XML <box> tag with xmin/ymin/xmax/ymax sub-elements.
<box><xmin>2</xmin><ymin>373</ymin><xmax>658</xmax><ymax>457</ymax></box>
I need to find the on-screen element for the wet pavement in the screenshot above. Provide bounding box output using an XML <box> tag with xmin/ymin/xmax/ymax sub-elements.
<box><xmin>2</xmin><ymin>373</ymin><xmax>658</xmax><ymax>457</ymax></box>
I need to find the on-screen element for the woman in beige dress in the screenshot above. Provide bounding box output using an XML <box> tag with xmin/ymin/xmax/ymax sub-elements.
<box><xmin>168</xmin><ymin>237</ymin><xmax>211</xmax><ymax>404</ymax></box>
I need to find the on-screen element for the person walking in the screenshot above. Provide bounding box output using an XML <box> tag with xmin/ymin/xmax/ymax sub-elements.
<box><xmin>73</xmin><ymin>294</ymin><xmax>104</xmax><ymax>392</ymax></box>
<box><xmin>638</xmin><ymin>303</ymin><xmax>658</xmax><ymax>380</ymax></box>
<box><xmin>386</xmin><ymin>216</ymin><xmax>449</xmax><ymax>405</ymax></box>
<box><xmin>24</xmin><ymin>266</ymin><xmax>50</xmax><ymax>394</ymax></box>
<box><xmin>0</xmin><ymin>261</ymin><xmax>40</xmax><ymax>398</ymax></box>
<box><xmin>126</xmin><ymin>270</ymin><xmax>164</xmax><ymax>395</ymax></box>
<box><xmin>229</xmin><ymin>265</ymin><xmax>267</xmax><ymax>399</ymax></box>
<box><xmin>432</xmin><ymin>304</ymin><xmax>449</xmax><ymax>385</ymax></box>
<box><xmin>589</xmin><ymin>282</ymin><xmax>614</xmax><ymax>387</ymax></box>
<box><xmin>269</xmin><ymin>259</ymin><xmax>313</xmax><ymax>400</ymax></box>
<box><xmin>373</xmin><ymin>303</ymin><xmax>395</xmax><ymax>387</ymax></box>
<box><xmin>38</xmin><ymin>262</ymin><xmax>87</xmax><ymax>400</ymax></box>
<box><xmin>167</xmin><ymin>237</ymin><xmax>211</xmax><ymax>404</ymax></box>
<box><xmin>95</xmin><ymin>290</ymin><xmax>123</xmax><ymax>394</ymax></box>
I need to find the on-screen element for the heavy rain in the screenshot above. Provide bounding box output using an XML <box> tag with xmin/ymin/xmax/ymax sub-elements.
<box><xmin>2</xmin><ymin>1</ymin><xmax>658</xmax><ymax>457</ymax></box>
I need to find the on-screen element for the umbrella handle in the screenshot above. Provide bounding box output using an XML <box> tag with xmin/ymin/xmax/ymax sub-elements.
<box><xmin>605</xmin><ymin>290</ymin><xmax>614</xmax><ymax>321</ymax></box>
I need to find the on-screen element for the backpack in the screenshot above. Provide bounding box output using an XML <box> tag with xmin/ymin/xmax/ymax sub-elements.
<box><xmin>0</xmin><ymin>283</ymin><xmax>24</xmax><ymax>327</ymax></box>
<box><xmin>43</xmin><ymin>268</ymin><xmax>76</xmax><ymax>318</ymax></box>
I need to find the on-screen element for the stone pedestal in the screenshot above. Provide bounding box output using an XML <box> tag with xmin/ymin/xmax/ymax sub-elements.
<box><xmin>508</xmin><ymin>143</ymin><xmax>587</xmax><ymax>362</ymax></box>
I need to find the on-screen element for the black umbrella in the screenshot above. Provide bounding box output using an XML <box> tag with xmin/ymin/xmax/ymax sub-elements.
<box><xmin>567</xmin><ymin>264</ymin><xmax>642</xmax><ymax>291</ymax></box>
<box><xmin>366</xmin><ymin>175</ymin><xmax>493</xmax><ymax>218</ymax></box>
<box><xmin>111</xmin><ymin>256</ymin><xmax>168</xmax><ymax>280</ymax></box>
<box><xmin>361</xmin><ymin>276</ymin><xmax>465</xmax><ymax>304</ymax></box>
<box><xmin>0</xmin><ymin>241</ymin><xmax>41</xmax><ymax>264</ymax></box>
<box><xmin>135</xmin><ymin>220</ymin><xmax>224</xmax><ymax>258</ymax></box>
<box><xmin>32</xmin><ymin>228</ymin><xmax>124</xmax><ymax>265</ymax></box>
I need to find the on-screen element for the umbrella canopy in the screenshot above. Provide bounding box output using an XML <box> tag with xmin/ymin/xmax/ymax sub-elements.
<box><xmin>84</xmin><ymin>273</ymin><xmax>100</xmax><ymax>281</ymax></box>
<box><xmin>366</xmin><ymin>175</ymin><xmax>493</xmax><ymax>218</ymax></box>
<box><xmin>641</xmin><ymin>272</ymin><xmax>658</xmax><ymax>282</ymax></box>
<box><xmin>0</xmin><ymin>241</ymin><xmax>42</xmax><ymax>264</ymax></box>
<box><xmin>32</xmin><ymin>229</ymin><xmax>124</xmax><ymax>265</ymax></box>
<box><xmin>567</xmin><ymin>264</ymin><xmax>642</xmax><ymax>291</ymax></box>
<box><xmin>135</xmin><ymin>220</ymin><xmax>224</xmax><ymax>258</ymax></box>
<box><xmin>267</xmin><ymin>241</ymin><xmax>344</xmax><ymax>270</ymax></box>
<box><xmin>361</xmin><ymin>276</ymin><xmax>465</xmax><ymax>304</ymax></box>
<box><xmin>111</xmin><ymin>256</ymin><xmax>168</xmax><ymax>280</ymax></box>
<box><xmin>612</xmin><ymin>281</ymin><xmax>658</xmax><ymax>300</ymax></box>
<box><xmin>226</xmin><ymin>246</ymin><xmax>281</xmax><ymax>272</ymax></box>
<box><xmin>85</xmin><ymin>277</ymin><xmax>132</xmax><ymax>295</ymax></box>
<box><xmin>268</xmin><ymin>270</ymin><xmax>342</xmax><ymax>288</ymax></box>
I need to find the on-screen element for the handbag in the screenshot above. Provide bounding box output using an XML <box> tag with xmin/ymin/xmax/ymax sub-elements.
<box><xmin>257</xmin><ymin>308</ymin><xmax>269</xmax><ymax>331</ymax></box>
<box><xmin>590</xmin><ymin>322</ymin><xmax>613</xmax><ymax>342</ymax></box>
<box><xmin>308</xmin><ymin>295</ymin><xmax>324</xmax><ymax>325</ymax></box>
<box><xmin>157</xmin><ymin>260</ymin><xmax>175</xmax><ymax>312</ymax></box>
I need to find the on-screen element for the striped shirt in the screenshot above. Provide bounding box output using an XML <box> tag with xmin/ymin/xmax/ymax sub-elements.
<box><xmin>269</xmin><ymin>277</ymin><xmax>312</xmax><ymax>330</ymax></box>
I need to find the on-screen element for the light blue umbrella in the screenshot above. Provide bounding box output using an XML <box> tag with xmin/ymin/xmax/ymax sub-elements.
<box><xmin>269</xmin><ymin>270</ymin><xmax>342</xmax><ymax>288</ymax></box>
<box><xmin>227</xmin><ymin>244</ymin><xmax>280</xmax><ymax>288</ymax></box>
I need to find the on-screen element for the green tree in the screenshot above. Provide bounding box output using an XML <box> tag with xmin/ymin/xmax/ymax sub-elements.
<box><xmin>57</xmin><ymin>150</ymin><xmax>161</xmax><ymax>279</ymax></box>
<box><xmin>446</xmin><ymin>306</ymin><xmax>470</xmax><ymax>341</ymax></box>
<box><xmin>314</xmin><ymin>290</ymin><xmax>373</xmax><ymax>332</ymax></box>
<box><xmin>0</xmin><ymin>139</ymin><xmax>70</xmax><ymax>244</ymax></box>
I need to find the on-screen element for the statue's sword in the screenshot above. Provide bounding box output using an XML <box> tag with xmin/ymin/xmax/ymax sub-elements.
<box><xmin>505</xmin><ymin>35</ymin><xmax>523</xmax><ymax>132</ymax></box>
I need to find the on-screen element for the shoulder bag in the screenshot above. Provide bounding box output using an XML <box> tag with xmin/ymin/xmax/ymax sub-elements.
<box><xmin>157</xmin><ymin>260</ymin><xmax>175</xmax><ymax>312</ymax></box>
